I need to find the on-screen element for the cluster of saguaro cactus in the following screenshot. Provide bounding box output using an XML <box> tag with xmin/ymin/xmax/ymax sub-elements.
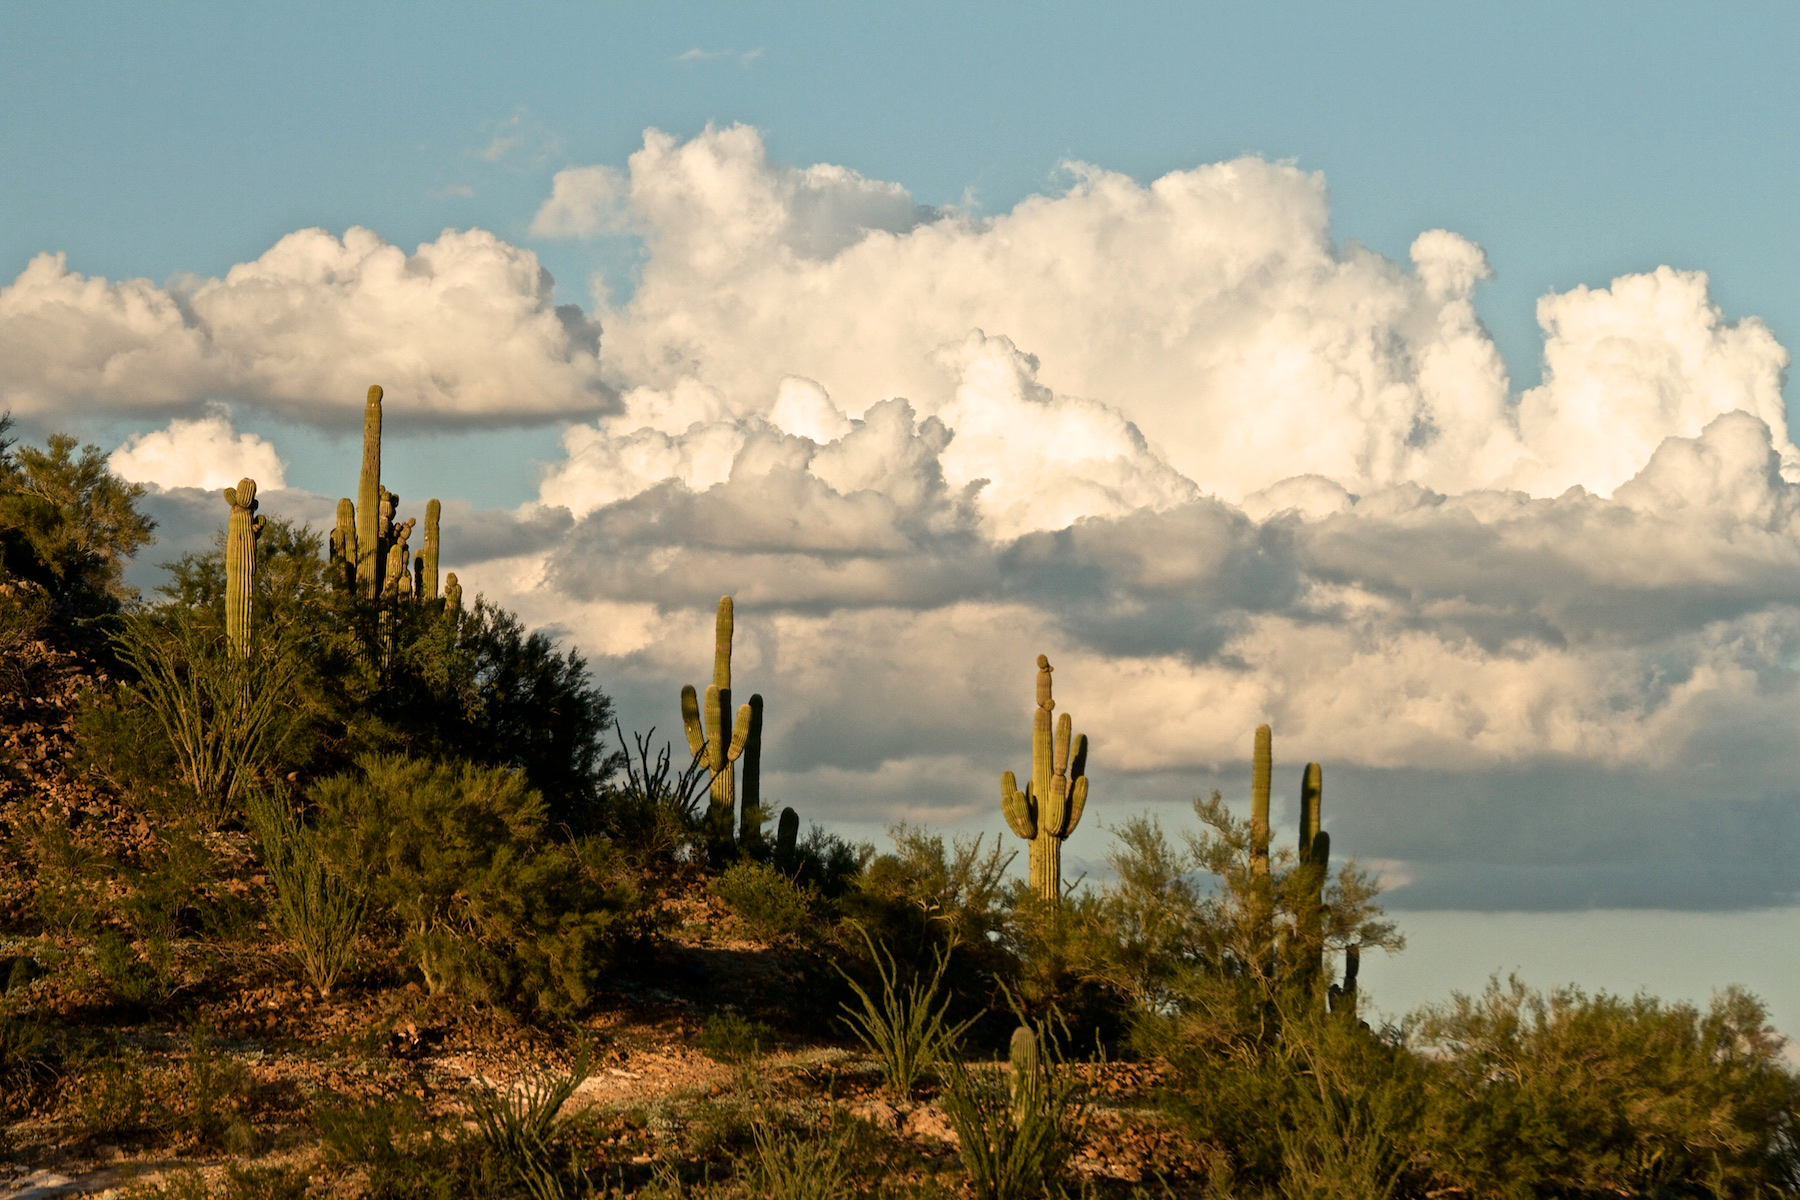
<box><xmin>1246</xmin><ymin>724</ymin><xmax>1356</xmax><ymax>1013</ymax></box>
<box><xmin>325</xmin><ymin>385</ymin><xmax>456</xmax><ymax>618</ymax></box>
<box><xmin>222</xmin><ymin>477</ymin><xmax>265</xmax><ymax>657</ymax></box>
<box><xmin>680</xmin><ymin>595</ymin><xmax>796</xmax><ymax>858</ymax></box>
<box><xmin>1000</xmin><ymin>655</ymin><xmax>1090</xmax><ymax>905</ymax></box>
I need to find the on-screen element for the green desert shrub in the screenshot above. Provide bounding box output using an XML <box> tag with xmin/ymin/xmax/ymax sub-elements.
<box><xmin>1412</xmin><ymin>978</ymin><xmax>1800</xmax><ymax>1199</ymax></box>
<box><xmin>835</xmin><ymin>825</ymin><xmax>1017</xmax><ymax>1039</ymax></box>
<box><xmin>0</xmin><ymin>422</ymin><xmax>157</xmax><ymax>633</ymax></box>
<box><xmin>245</xmin><ymin>788</ymin><xmax>367</xmax><ymax>996</ymax></box>
<box><xmin>311</xmin><ymin>753</ymin><xmax>644</xmax><ymax>1015</ymax></box>
<box><xmin>468</xmin><ymin>1042</ymin><xmax>593</xmax><ymax>1199</ymax></box>
<box><xmin>604</xmin><ymin>728</ymin><xmax>709</xmax><ymax>868</ymax></box>
<box><xmin>711</xmin><ymin>858</ymin><xmax>815</xmax><ymax>940</ymax></box>
<box><xmin>836</xmin><ymin>928</ymin><xmax>975</xmax><ymax>1098</ymax></box>
<box><xmin>153</xmin><ymin>516</ymin><xmax>622</xmax><ymax>835</ymax></box>
<box><xmin>108</xmin><ymin>607</ymin><xmax>307</xmax><ymax>828</ymax></box>
<box><xmin>697</xmin><ymin>1011</ymin><xmax>775</xmax><ymax>1063</ymax></box>
<box><xmin>744</xmin><ymin>1112</ymin><xmax>858</xmax><ymax>1200</ymax></box>
<box><xmin>313</xmin><ymin>1090</ymin><xmax>458</xmax><ymax>1200</ymax></box>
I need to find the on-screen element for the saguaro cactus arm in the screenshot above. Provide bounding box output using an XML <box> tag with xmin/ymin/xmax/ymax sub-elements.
<box><xmin>680</xmin><ymin>684</ymin><xmax>706</xmax><ymax>758</ymax></box>
<box><xmin>1000</xmin><ymin>772</ymin><xmax>1036</xmax><ymax>839</ymax></box>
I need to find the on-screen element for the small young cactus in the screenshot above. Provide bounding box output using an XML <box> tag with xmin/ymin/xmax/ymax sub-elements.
<box><xmin>443</xmin><ymin>572</ymin><xmax>462</xmax><ymax>616</ymax></box>
<box><xmin>223</xmin><ymin>478</ymin><xmax>263</xmax><ymax>656</ymax></box>
<box><xmin>1009</xmin><ymin>1025</ymin><xmax>1043</xmax><ymax>1125</ymax></box>
<box><xmin>1000</xmin><ymin>655</ymin><xmax>1089</xmax><ymax>904</ymax></box>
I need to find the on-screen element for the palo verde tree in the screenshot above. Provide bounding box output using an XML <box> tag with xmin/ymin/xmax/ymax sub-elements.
<box><xmin>0</xmin><ymin>418</ymin><xmax>157</xmax><ymax>636</ymax></box>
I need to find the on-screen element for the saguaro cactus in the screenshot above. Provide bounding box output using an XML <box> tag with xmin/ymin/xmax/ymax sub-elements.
<box><xmin>775</xmin><ymin>806</ymin><xmax>800</xmax><ymax>863</ymax></box>
<box><xmin>330</xmin><ymin>498</ymin><xmax>357</xmax><ymax>591</ymax></box>
<box><xmin>1250</xmin><ymin>724</ymin><xmax>1272</xmax><ymax>878</ymax></box>
<box><xmin>1296</xmin><ymin>760</ymin><xmax>1331</xmax><ymax>993</ymax></box>
<box><xmin>1000</xmin><ymin>655</ymin><xmax>1089</xmax><ymax>904</ymax></box>
<box><xmin>223</xmin><ymin>478</ymin><xmax>263</xmax><ymax>657</ymax></box>
<box><xmin>681</xmin><ymin>596</ymin><xmax>759</xmax><ymax>852</ymax></box>
<box><xmin>355</xmin><ymin>385</ymin><xmax>383</xmax><ymax>600</ymax></box>
<box><xmin>417</xmin><ymin>498</ymin><xmax>441</xmax><ymax>602</ymax></box>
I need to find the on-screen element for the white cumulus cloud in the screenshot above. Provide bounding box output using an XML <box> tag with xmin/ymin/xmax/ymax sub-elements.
<box><xmin>109</xmin><ymin>405</ymin><xmax>287</xmax><ymax>491</ymax></box>
<box><xmin>0</xmin><ymin>228</ymin><xmax>612</xmax><ymax>425</ymax></box>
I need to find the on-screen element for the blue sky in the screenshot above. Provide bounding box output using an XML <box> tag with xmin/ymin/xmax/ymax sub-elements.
<box><xmin>6</xmin><ymin>3</ymin><xmax>1800</xmax><ymax>1032</ymax></box>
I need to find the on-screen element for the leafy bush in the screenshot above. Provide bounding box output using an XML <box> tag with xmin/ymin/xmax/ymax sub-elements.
<box><xmin>697</xmin><ymin>1011</ymin><xmax>775</xmax><ymax>1063</ymax></box>
<box><xmin>772</xmin><ymin>822</ymin><xmax>867</xmax><ymax>901</ymax></box>
<box><xmin>312</xmin><ymin>754</ymin><xmax>643</xmax><ymax>1015</ymax></box>
<box><xmin>245</xmin><ymin>788</ymin><xmax>367</xmax><ymax>996</ymax></box>
<box><xmin>176</xmin><ymin>1020</ymin><xmax>255</xmax><ymax>1153</ymax></box>
<box><xmin>1412</xmin><ymin>977</ymin><xmax>1800</xmax><ymax>1199</ymax></box>
<box><xmin>94</xmin><ymin>928</ymin><xmax>174</xmax><ymax>1007</ymax></box>
<box><xmin>711</xmin><ymin>859</ymin><xmax>815</xmax><ymax>941</ymax></box>
<box><xmin>314</xmin><ymin>1090</ymin><xmax>457</xmax><ymax>1200</ymax></box>
<box><xmin>0</xmin><ymin>423</ymin><xmax>156</xmax><ymax>632</ymax></box>
<box><xmin>835</xmin><ymin>826</ymin><xmax>1016</xmax><ymax>1039</ymax></box>
<box><xmin>157</xmin><ymin>521</ymin><xmax>622</xmax><ymax>832</ymax></box>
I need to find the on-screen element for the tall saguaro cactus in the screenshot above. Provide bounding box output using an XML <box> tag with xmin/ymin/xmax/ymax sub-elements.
<box><xmin>355</xmin><ymin>385</ymin><xmax>383</xmax><ymax>600</ymax></box>
<box><xmin>1000</xmin><ymin>655</ymin><xmax>1090</xmax><ymax>904</ymax></box>
<box><xmin>681</xmin><ymin>596</ymin><xmax>762</xmax><ymax>853</ymax></box>
<box><xmin>223</xmin><ymin>478</ymin><xmax>264</xmax><ymax>657</ymax></box>
<box><xmin>332</xmin><ymin>385</ymin><xmax>449</xmax><ymax>616</ymax></box>
<box><xmin>417</xmin><ymin>498</ymin><xmax>441</xmax><ymax>601</ymax></box>
<box><xmin>1296</xmin><ymin>760</ymin><xmax>1331</xmax><ymax>993</ymax></box>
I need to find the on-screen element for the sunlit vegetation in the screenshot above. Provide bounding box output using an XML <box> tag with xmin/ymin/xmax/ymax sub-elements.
<box><xmin>2</xmin><ymin>411</ymin><xmax>1796</xmax><ymax>1198</ymax></box>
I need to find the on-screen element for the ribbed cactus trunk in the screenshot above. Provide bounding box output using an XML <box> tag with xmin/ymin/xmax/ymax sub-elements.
<box><xmin>739</xmin><ymin>692</ymin><xmax>764</xmax><ymax>845</ymax></box>
<box><xmin>1001</xmin><ymin>655</ymin><xmax>1089</xmax><ymax>905</ymax></box>
<box><xmin>1249</xmin><ymin>724</ymin><xmax>1274</xmax><ymax>978</ymax></box>
<box><xmin>355</xmin><ymin>385</ymin><xmax>383</xmax><ymax>601</ymax></box>
<box><xmin>775</xmin><ymin>806</ymin><xmax>799</xmax><ymax>863</ymax></box>
<box><xmin>707</xmin><ymin>596</ymin><xmax>735</xmax><ymax>834</ymax></box>
<box><xmin>1250</xmin><ymin>724</ymin><xmax>1271</xmax><ymax>878</ymax></box>
<box><xmin>223</xmin><ymin>478</ymin><xmax>261</xmax><ymax>657</ymax></box>
<box><xmin>331</xmin><ymin>498</ymin><xmax>357</xmax><ymax>591</ymax></box>
<box><xmin>1297</xmin><ymin>761</ymin><xmax>1330</xmax><ymax>997</ymax></box>
<box><xmin>419</xmin><ymin>498</ymin><xmax>441</xmax><ymax>601</ymax></box>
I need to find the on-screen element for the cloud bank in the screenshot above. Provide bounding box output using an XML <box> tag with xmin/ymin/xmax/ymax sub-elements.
<box><xmin>40</xmin><ymin>124</ymin><xmax>1800</xmax><ymax>912</ymax></box>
